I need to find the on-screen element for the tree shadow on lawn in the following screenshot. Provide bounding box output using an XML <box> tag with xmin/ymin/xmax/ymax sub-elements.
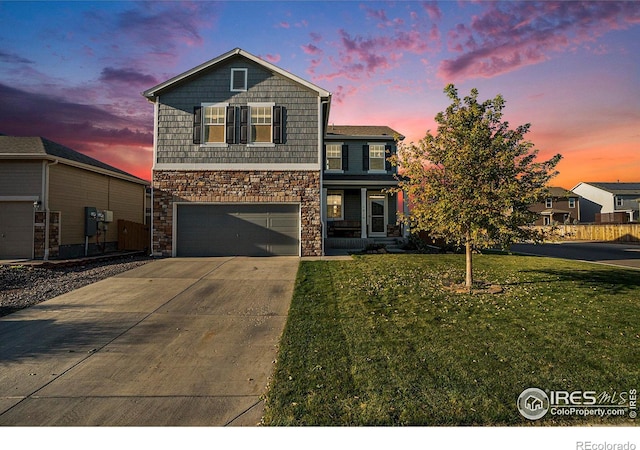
<box><xmin>517</xmin><ymin>266</ymin><xmax>640</xmax><ymax>295</ymax></box>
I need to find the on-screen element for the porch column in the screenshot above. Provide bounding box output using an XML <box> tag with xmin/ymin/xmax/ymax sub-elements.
<box><xmin>321</xmin><ymin>188</ymin><xmax>328</xmax><ymax>238</ymax></box>
<box><xmin>402</xmin><ymin>189</ymin><xmax>410</xmax><ymax>238</ymax></box>
<box><xmin>360</xmin><ymin>188</ymin><xmax>367</xmax><ymax>238</ymax></box>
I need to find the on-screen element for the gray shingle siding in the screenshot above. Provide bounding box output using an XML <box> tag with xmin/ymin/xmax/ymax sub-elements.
<box><xmin>325</xmin><ymin>138</ymin><xmax>397</xmax><ymax>175</ymax></box>
<box><xmin>156</xmin><ymin>57</ymin><xmax>319</xmax><ymax>165</ymax></box>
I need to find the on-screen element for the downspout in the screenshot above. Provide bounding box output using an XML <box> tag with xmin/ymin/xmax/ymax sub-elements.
<box><xmin>319</xmin><ymin>97</ymin><xmax>330</xmax><ymax>257</ymax></box>
<box><xmin>150</xmin><ymin>186</ymin><xmax>154</xmax><ymax>256</ymax></box>
<box><xmin>150</xmin><ymin>95</ymin><xmax>159</xmax><ymax>257</ymax></box>
<box><xmin>44</xmin><ymin>159</ymin><xmax>59</xmax><ymax>261</ymax></box>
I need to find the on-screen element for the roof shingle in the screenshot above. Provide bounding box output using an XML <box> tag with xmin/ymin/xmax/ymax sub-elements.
<box><xmin>0</xmin><ymin>136</ymin><xmax>147</xmax><ymax>183</ymax></box>
<box><xmin>326</xmin><ymin>125</ymin><xmax>404</xmax><ymax>140</ymax></box>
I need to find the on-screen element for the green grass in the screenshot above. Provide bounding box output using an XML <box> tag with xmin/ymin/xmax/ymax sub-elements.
<box><xmin>262</xmin><ymin>254</ymin><xmax>640</xmax><ymax>426</ymax></box>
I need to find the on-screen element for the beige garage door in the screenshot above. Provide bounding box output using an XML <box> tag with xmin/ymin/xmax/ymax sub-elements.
<box><xmin>0</xmin><ymin>202</ymin><xmax>34</xmax><ymax>259</ymax></box>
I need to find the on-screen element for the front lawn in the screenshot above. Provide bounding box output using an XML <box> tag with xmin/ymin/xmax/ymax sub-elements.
<box><xmin>262</xmin><ymin>254</ymin><xmax>639</xmax><ymax>426</ymax></box>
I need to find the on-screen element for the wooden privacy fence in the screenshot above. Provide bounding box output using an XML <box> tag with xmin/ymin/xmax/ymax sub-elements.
<box><xmin>117</xmin><ymin>219</ymin><xmax>150</xmax><ymax>252</ymax></box>
<box><xmin>536</xmin><ymin>224</ymin><xmax>640</xmax><ymax>243</ymax></box>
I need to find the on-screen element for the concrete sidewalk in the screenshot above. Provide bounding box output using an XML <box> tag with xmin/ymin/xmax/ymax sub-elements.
<box><xmin>0</xmin><ymin>257</ymin><xmax>299</xmax><ymax>426</ymax></box>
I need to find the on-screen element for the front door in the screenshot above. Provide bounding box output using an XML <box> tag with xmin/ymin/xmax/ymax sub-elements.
<box><xmin>368</xmin><ymin>193</ymin><xmax>387</xmax><ymax>237</ymax></box>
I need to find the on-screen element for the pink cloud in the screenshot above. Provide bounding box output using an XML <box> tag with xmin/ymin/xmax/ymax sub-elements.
<box><xmin>439</xmin><ymin>1</ymin><xmax>640</xmax><ymax>81</ymax></box>
<box><xmin>80</xmin><ymin>2</ymin><xmax>217</xmax><ymax>71</ymax></box>
<box><xmin>264</xmin><ymin>53</ymin><xmax>281</xmax><ymax>64</ymax></box>
<box><xmin>99</xmin><ymin>67</ymin><xmax>158</xmax><ymax>86</ymax></box>
<box><xmin>0</xmin><ymin>51</ymin><xmax>34</xmax><ymax>65</ymax></box>
<box><xmin>309</xmin><ymin>32</ymin><xmax>322</xmax><ymax>43</ymax></box>
<box><xmin>421</xmin><ymin>1</ymin><xmax>442</xmax><ymax>22</ymax></box>
<box><xmin>332</xmin><ymin>85</ymin><xmax>359</xmax><ymax>104</ymax></box>
<box><xmin>301</xmin><ymin>43</ymin><xmax>322</xmax><ymax>55</ymax></box>
<box><xmin>328</xmin><ymin>27</ymin><xmax>433</xmax><ymax>78</ymax></box>
<box><xmin>363</xmin><ymin>6</ymin><xmax>388</xmax><ymax>23</ymax></box>
<box><xmin>277</xmin><ymin>21</ymin><xmax>290</xmax><ymax>29</ymax></box>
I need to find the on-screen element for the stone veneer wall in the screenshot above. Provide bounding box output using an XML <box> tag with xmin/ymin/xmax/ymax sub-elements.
<box><xmin>34</xmin><ymin>211</ymin><xmax>60</xmax><ymax>259</ymax></box>
<box><xmin>152</xmin><ymin>170</ymin><xmax>321</xmax><ymax>257</ymax></box>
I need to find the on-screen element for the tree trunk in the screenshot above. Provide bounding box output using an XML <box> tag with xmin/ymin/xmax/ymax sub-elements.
<box><xmin>465</xmin><ymin>229</ymin><xmax>473</xmax><ymax>290</ymax></box>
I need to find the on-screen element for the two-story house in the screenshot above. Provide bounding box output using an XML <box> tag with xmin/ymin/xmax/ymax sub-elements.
<box><xmin>143</xmin><ymin>48</ymin><xmax>405</xmax><ymax>257</ymax></box>
<box><xmin>530</xmin><ymin>186</ymin><xmax>580</xmax><ymax>226</ymax></box>
<box><xmin>572</xmin><ymin>182</ymin><xmax>640</xmax><ymax>223</ymax></box>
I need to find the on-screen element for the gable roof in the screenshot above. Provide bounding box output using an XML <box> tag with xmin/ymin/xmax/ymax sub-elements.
<box><xmin>573</xmin><ymin>182</ymin><xmax>640</xmax><ymax>196</ymax></box>
<box><xmin>0</xmin><ymin>136</ymin><xmax>148</xmax><ymax>185</ymax></box>
<box><xmin>547</xmin><ymin>187</ymin><xmax>577</xmax><ymax>198</ymax></box>
<box><xmin>142</xmin><ymin>48</ymin><xmax>331</xmax><ymax>101</ymax></box>
<box><xmin>326</xmin><ymin>125</ymin><xmax>405</xmax><ymax>140</ymax></box>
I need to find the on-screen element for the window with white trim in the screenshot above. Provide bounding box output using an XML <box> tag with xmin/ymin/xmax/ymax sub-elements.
<box><xmin>327</xmin><ymin>191</ymin><xmax>343</xmax><ymax>220</ymax></box>
<box><xmin>543</xmin><ymin>216</ymin><xmax>551</xmax><ymax>226</ymax></box>
<box><xmin>545</xmin><ymin>198</ymin><xmax>553</xmax><ymax>208</ymax></box>
<box><xmin>203</xmin><ymin>104</ymin><xmax>226</xmax><ymax>144</ymax></box>
<box><xmin>568</xmin><ymin>198</ymin><xmax>576</xmax><ymax>208</ymax></box>
<box><xmin>231</xmin><ymin>68</ymin><xmax>247</xmax><ymax>92</ymax></box>
<box><xmin>369</xmin><ymin>143</ymin><xmax>386</xmax><ymax>171</ymax></box>
<box><xmin>250</xmin><ymin>104</ymin><xmax>272</xmax><ymax>143</ymax></box>
<box><xmin>616</xmin><ymin>197</ymin><xmax>623</xmax><ymax>207</ymax></box>
<box><xmin>326</xmin><ymin>144</ymin><xmax>342</xmax><ymax>170</ymax></box>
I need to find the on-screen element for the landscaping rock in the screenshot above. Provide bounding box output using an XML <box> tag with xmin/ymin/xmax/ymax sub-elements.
<box><xmin>0</xmin><ymin>255</ymin><xmax>153</xmax><ymax>317</ymax></box>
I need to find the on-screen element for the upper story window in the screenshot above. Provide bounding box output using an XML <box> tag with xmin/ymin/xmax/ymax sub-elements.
<box><xmin>239</xmin><ymin>103</ymin><xmax>283</xmax><ymax>145</ymax></box>
<box><xmin>369</xmin><ymin>143</ymin><xmax>386</xmax><ymax>171</ymax></box>
<box><xmin>545</xmin><ymin>198</ymin><xmax>553</xmax><ymax>208</ymax></box>
<box><xmin>231</xmin><ymin>68</ymin><xmax>248</xmax><ymax>92</ymax></box>
<box><xmin>616</xmin><ymin>197</ymin><xmax>624</xmax><ymax>207</ymax></box>
<box><xmin>251</xmin><ymin>105</ymin><xmax>272</xmax><ymax>143</ymax></box>
<box><xmin>568</xmin><ymin>198</ymin><xmax>576</xmax><ymax>208</ymax></box>
<box><xmin>193</xmin><ymin>103</ymin><xmax>234</xmax><ymax>146</ymax></box>
<box><xmin>203</xmin><ymin>104</ymin><xmax>226</xmax><ymax>144</ymax></box>
<box><xmin>326</xmin><ymin>144</ymin><xmax>342</xmax><ymax>171</ymax></box>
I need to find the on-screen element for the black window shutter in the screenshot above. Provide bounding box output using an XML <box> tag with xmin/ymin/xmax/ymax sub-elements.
<box><xmin>272</xmin><ymin>106</ymin><xmax>284</xmax><ymax>144</ymax></box>
<box><xmin>342</xmin><ymin>144</ymin><xmax>349</xmax><ymax>171</ymax></box>
<box><xmin>385</xmin><ymin>144</ymin><xmax>392</xmax><ymax>171</ymax></box>
<box><xmin>362</xmin><ymin>145</ymin><xmax>369</xmax><ymax>171</ymax></box>
<box><xmin>226</xmin><ymin>106</ymin><xmax>236</xmax><ymax>144</ymax></box>
<box><xmin>193</xmin><ymin>106</ymin><xmax>202</xmax><ymax>144</ymax></box>
<box><xmin>239</xmin><ymin>106</ymin><xmax>248</xmax><ymax>144</ymax></box>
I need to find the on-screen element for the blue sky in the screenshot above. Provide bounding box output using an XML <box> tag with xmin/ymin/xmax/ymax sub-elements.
<box><xmin>1</xmin><ymin>1</ymin><xmax>639</xmax><ymax>185</ymax></box>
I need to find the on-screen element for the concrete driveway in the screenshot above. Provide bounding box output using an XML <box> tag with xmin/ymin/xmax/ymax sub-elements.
<box><xmin>0</xmin><ymin>257</ymin><xmax>299</xmax><ymax>426</ymax></box>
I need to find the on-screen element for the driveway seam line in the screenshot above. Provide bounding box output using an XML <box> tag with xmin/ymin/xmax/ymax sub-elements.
<box><xmin>224</xmin><ymin>398</ymin><xmax>263</xmax><ymax>426</ymax></box>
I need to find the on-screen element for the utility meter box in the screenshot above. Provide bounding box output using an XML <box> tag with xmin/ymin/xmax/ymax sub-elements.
<box><xmin>84</xmin><ymin>207</ymin><xmax>97</xmax><ymax>236</ymax></box>
<box><xmin>102</xmin><ymin>210</ymin><xmax>114</xmax><ymax>223</ymax></box>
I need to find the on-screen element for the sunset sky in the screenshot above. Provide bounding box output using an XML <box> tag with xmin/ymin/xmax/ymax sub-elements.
<box><xmin>1</xmin><ymin>1</ymin><xmax>638</xmax><ymax>188</ymax></box>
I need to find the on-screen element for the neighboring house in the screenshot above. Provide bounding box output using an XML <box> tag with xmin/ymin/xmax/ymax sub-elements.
<box><xmin>0</xmin><ymin>136</ymin><xmax>149</xmax><ymax>259</ymax></box>
<box><xmin>143</xmin><ymin>48</ymin><xmax>406</xmax><ymax>257</ymax></box>
<box><xmin>572</xmin><ymin>182</ymin><xmax>640</xmax><ymax>223</ymax></box>
<box><xmin>530</xmin><ymin>187</ymin><xmax>580</xmax><ymax>226</ymax></box>
<box><xmin>323</xmin><ymin>125</ymin><xmax>405</xmax><ymax>244</ymax></box>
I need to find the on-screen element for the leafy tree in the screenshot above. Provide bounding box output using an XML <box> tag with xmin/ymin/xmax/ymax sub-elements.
<box><xmin>391</xmin><ymin>84</ymin><xmax>562</xmax><ymax>290</ymax></box>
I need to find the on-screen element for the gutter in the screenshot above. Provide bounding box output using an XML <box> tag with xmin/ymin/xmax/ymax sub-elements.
<box><xmin>319</xmin><ymin>97</ymin><xmax>331</xmax><ymax>257</ymax></box>
<box><xmin>44</xmin><ymin>159</ymin><xmax>59</xmax><ymax>261</ymax></box>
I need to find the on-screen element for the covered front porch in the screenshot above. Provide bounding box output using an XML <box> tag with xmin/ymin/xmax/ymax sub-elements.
<box><xmin>321</xmin><ymin>186</ymin><xmax>408</xmax><ymax>253</ymax></box>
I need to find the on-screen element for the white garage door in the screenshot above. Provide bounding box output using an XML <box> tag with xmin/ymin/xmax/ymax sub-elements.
<box><xmin>0</xmin><ymin>202</ymin><xmax>34</xmax><ymax>259</ymax></box>
<box><xmin>176</xmin><ymin>203</ymin><xmax>299</xmax><ymax>257</ymax></box>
